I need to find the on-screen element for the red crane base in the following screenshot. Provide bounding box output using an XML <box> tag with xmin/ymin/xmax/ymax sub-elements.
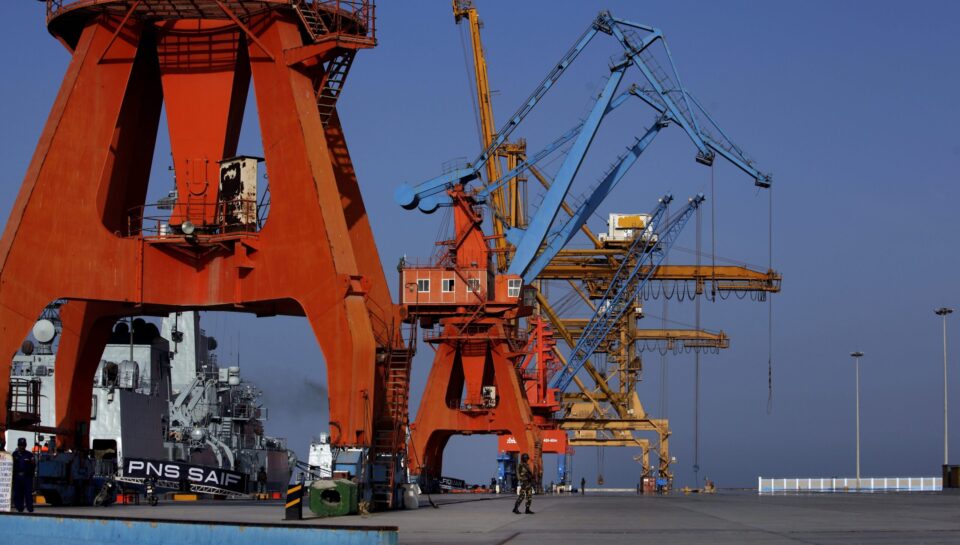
<box><xmin>408</xmin><ymin>317</ymin><xmax>542</xmax><ymax>486</ymax></box>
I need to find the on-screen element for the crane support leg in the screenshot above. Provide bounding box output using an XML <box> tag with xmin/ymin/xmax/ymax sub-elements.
<box><xmin>54</xmin><ymin>301</ymin><xmax>127</xmax><ymax>449</ymax></box>
<box><xmin>408</xmin><ymin>318</ymin><xmax>541</xmax><ymax>489</ymax></box>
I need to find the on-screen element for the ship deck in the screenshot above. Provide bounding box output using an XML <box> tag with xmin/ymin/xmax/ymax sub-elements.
<box><xmin>34</xmin><ymin>490</ymin><xmax>960</xmax><ymax>544</ymax></box>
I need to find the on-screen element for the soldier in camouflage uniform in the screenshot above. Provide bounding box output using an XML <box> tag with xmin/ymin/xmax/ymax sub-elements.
<box><xmin>512</xmin><ymin>453</ymin><xmax>535</xmax><ymax>514</ymax></box>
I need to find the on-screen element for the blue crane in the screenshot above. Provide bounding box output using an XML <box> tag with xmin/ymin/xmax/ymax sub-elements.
<box><xmin>551</xmin><ymin>193</ymin><xmax>706</xmax><ymax>393</ymax></box>
<box><xmin>395</xmin><ymin>10</ymin><xmax>769</xmax><ymax>282</ymax></box>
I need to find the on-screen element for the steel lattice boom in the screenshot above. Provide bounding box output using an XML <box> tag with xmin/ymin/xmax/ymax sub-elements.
<box><xmin>552</xmin><ymin>194</ymin><xmax>705</xmax><ymax>393</ymax></box>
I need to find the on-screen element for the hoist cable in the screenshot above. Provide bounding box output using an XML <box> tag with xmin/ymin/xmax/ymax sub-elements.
<box><xmin>693</xmin><ymin>205</ymin><xmax>702</xmax><ymax>486</ymax></box>
<box><xmin>710</xmin><ymin>162</ymin><xmax>717</xmax><ymax>301</ymax></box>
<box><xmin>767</xmin><ymin>184</ymin><xmax>774</xmax><ymax>415</ymax></box>
<box><xmin>659</xmin><ymin>201</ymin><xmax>670</xmax><ymax>419</ymax></box>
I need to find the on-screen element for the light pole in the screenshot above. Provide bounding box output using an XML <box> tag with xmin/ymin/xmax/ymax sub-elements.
<box><xmin>936</xmin><ymin>307</ymin><xmax>953</xmax><ymax>467</ymax></box>
<box><xmin>850</xmin><ymin>351</ymin><xmax>864</xmax><ymax>489</ymax></box>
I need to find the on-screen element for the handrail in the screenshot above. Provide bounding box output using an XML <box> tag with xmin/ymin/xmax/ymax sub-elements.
<box><xmin>126</xmin><ymin>199</ymin><xmax>264</xmax><ymax>239</ymax></box>
<box><xmin>46</xmin><ymin>0</ymin><xmax>376</xmax><ymax>43</ymax></box>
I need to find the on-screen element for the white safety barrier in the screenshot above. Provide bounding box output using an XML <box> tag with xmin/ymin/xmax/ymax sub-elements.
<box><xmin>758</xmin><ymin>476</ymin><xmax>942</xmax><ymax>493</ymax></box>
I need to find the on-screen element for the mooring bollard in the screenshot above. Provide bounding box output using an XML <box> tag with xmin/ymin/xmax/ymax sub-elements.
<box><xmin>285</xmin><ymin>474</ymin><xmax>305</xmax><ymax>520</ymax></box>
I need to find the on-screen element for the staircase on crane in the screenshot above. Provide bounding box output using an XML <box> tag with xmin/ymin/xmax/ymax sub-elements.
<box><xmin>315</xmin><ymin>51</ymin><xmax>357</xmax><ymax>128</ymax></box>
<box><xmin>370</xmin><ymin>345</ymin><xmax>414</xmax><ymax>510</ymax></box>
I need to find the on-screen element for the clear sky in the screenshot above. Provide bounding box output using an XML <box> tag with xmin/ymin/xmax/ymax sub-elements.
<box><xmin>2</xmin><ymin>1</ymin><xmax>960</xmax><ymax>488</ymax></box>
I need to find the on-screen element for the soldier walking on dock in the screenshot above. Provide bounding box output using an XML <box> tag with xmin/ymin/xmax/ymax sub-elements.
<box><xmin>513</xmin><ymin>453</ymin><xmax>534</xmax><ymax>514</ymax></box>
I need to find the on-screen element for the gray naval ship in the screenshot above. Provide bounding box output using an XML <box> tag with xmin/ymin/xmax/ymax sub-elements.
<box><xmin>6</xmin><ymin>305</ymin><xmax>292</xmax><ymax>497</ymax></box>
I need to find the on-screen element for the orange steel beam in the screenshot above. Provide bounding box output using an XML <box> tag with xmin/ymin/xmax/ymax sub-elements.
<box><xmin>0</xmin><ymin>5</ymin><xmax>398</xmax><ymax>450</ymax></box>
<box><xmin>214</xmin><ymin>0</ymin><xmax>276</xmax><ymax>62</ymax></box>
<box><xmin>96</xmin><ymin>0</ymin><xmax>141</xmax><ymax>64</ymax></box>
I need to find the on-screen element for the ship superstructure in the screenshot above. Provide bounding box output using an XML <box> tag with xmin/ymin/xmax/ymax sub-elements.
<box><xmin>5</xmin><ymin>309</ymin><xmax>291</xmax><ymax>493</ymax></box>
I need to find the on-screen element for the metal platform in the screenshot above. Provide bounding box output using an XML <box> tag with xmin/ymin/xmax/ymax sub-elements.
<box><xmin>27</xmin><ymin>492</ymin><xmax>960</xmax><ymax>544</ymax></box>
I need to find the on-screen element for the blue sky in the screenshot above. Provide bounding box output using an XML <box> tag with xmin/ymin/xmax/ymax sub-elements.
<box><xmin>2</xmin><ymin>1</ymin><xmax>960</xmax><ymax>488</ymax></box>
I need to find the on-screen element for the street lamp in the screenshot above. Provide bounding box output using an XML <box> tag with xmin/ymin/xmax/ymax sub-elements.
<box><xmin>850</xmin><ymin>351</ymin><xmax>864</xmax><ymax>489</ymax></box>
<box><xmin>936</xmin><ymin>307</ymin><xmax>953</xmax><ymax>466</ymax></box>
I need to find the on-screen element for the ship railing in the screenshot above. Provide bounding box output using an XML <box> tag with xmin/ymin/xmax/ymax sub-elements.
<box><xmin>94</xmin><ymin>457</ymin><xmax>117</xmax><ymax>477</ymax></box>
<box><xmin>8</xmin><ymin>378</ymin><xmax>42</xmax><ymax>423</ymax></box>
<box><xmin>231</xmin><ymin>403</ymin><xmax>264</xmax><ymax>420</ymax></box>
<box><xmin>262</xmin><ymin>435</ymin><xmax>286</xmax><ymax>450</ymax></box>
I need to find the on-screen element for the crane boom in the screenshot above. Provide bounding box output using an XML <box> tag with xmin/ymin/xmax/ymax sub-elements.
<box><xmin>471</xmin><ymin>14</ymin><xmax>608</xmax><ymax>174</ymax></box>
<box><xmin>521</xmin><ymin>119</ymin><xmax>666</xmax><ymax>283</ymax></box>
<box><xmin>552</xmin><ymin>193</ymin><xmax>705</xmax><ymax>393</ymax></box>
<box><xmin>396</xmin><ymin>10</ymin><xmax>771</xmax><ymax>286</ymax></box>
<box><xmin>506</xmin><ymin>61</ymin><xmax>628</xmax><ymax>272</ymax></box>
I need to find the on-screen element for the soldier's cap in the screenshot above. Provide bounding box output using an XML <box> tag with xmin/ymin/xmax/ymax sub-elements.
<box><xmin>17</xmin><ymin>437</ymin><xmax>27</xmax><ymax>447</ymax></box>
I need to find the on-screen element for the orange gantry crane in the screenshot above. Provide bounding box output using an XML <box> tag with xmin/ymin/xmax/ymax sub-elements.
<box><xmin>400</xmin><ymin>185</ymin><xmax>542</xmax><ymax>488</ymax></box>
<box><xmin>0</xmin><ymin>0</ymin><xmax>411</xmax><ymax>509</ymax></box>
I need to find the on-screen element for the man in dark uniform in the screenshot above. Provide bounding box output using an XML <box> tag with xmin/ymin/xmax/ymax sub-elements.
<box><xmin>12</xmin><ymin>437</ymin><xmax>36</xmax><ymax>513</ymax></box>
<box><xmin>257</xmin><ymin>466</ymin><xmax>268</xmax><ymax>495</ymax></box>
<box><xmin>512</xmin><ymin>453</ymin><xmax>534</xmax><ymax>514</ymax></box>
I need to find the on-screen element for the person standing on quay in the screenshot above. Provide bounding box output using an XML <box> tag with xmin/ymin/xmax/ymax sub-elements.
<box><xmin>12</xmin><ymin>437</ymin><xmax>35</xmax><ymax>513</ymax></box>
<box><xmin>512</xmin><ymin>453</ymin><xmax>535</xmax><ymax>514</ymax></box>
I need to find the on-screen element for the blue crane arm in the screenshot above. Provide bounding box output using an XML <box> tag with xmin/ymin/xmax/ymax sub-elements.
<box><xmin>551</xmin><ymin>193</ymin><xmax>706</xmax><ymax>393</ymax></box>
<box><xmin>394</xmin><ymin>168</ymin><xmax>478</xmax><ymax>214</ymax></box>
<box><xmin>520</xmin><ymin>119</ymin><xmax>667</xmax><ymax>284</ymax></box>
<box><xmin>395</xmin><ymin>12</ymin><xmax>614</xmax><ymax>216</ymax></box>
<box><xmin>607</xmin><ymin>20</ymin><xmax>712</xmax><ymax>163</ymax></box>
<box><xmin>471</xmin><ymin>13</ymin><xmax>613</xmax><ymax>175</ymax></box>
<box><xmin>477</xmin><ymin>123</ymin><xmax>584</xmax><ymax>202</ymax></box>
<box><xmin>627</xmin><ymin>86</ymin><xmax>771</xmax><ymax>187</ymax></box>
<box><xmin>477</xmin><ymin>88</ymin><xmax>637</xmax><ymax>203</ymax></box>
<box><xmin>510</xmin><ymin>15</ymin><xmax>769</xmax><ymax>278</ymax></box>
<box><xmin>688</xmin><ymin>93</ymin><xmax>772</xmax><ymax>187</ymax></box>
<box><xmin>506</xmin><ymin>61</ymin><xmax>629</xmax><ymax>277</ymax></box>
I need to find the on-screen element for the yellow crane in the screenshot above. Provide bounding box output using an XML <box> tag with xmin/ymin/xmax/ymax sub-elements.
<box><xmin>452</xmin><ymin>0</ymin><xmax>526</xmax><ymax>271</ymax></box>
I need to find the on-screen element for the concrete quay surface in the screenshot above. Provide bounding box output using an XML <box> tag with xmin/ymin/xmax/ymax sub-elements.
<box><xmin>35</xmin><ymin>491</ymin><xmax>960</xmax><ymax>544</ymax></box>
